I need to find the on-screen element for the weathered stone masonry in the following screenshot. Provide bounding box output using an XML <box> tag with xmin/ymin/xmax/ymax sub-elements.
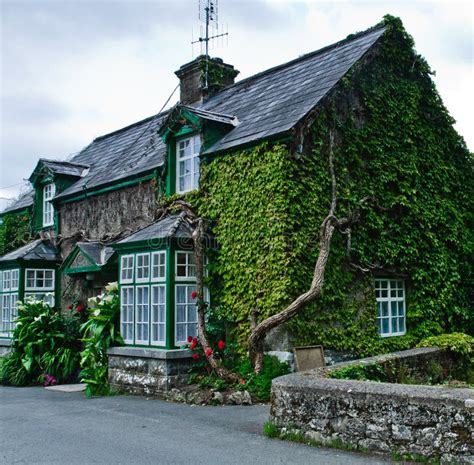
<box><xmin>271</xmin><ymin>348</ymin><xmax>474</xmax><ymax>465</ymax></box>
<box><xmin>107</xmin><ymin>347</ymin><xmax>193</xmax><ymax>396</ymax></box>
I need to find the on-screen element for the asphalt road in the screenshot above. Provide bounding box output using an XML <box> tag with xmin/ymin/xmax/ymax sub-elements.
<box><xmin>1</xmin><ymin>386</ymin><xmax>399</xmax><ymax>465</ymax></box>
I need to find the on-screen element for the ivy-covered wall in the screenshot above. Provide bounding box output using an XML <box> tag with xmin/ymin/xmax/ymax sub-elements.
<box><xmin>177</xmin><ymin>17</ymin><xmax>472</xmax><ymax>355</ymax></box>
<box><xmin>0</xmin><ymin>211</ymin><xmax>31</xmax><ymax>256</ymax></box>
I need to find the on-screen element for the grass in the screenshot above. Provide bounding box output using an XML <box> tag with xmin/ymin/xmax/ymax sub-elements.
<box><xmin>263</xmin><ymin>421</ymin><xmax>442</xmax><ymax>465</ymax></box>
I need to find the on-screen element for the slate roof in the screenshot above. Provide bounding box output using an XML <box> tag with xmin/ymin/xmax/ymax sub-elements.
<box><xmin>0</xmin><ymin>239</ymin><xmax>60</xmax><ymax>263</ymax></box>
<box><xmin>199</xmin><ymin>25</ymin><xmax>386</xmax><ymax>153</ymax></box>
<box><xmin>39</xmin><ymin>159</ymin><xmax>89</xmax><ymax>178</ymax></box>
<box><xmin>1</xmin><ymin>189</ymin><xmax>35</xmax><ymax>215</ymax></box>
<box><xmin>115</xmin><ymin>213</ymin><xmax>194</xmax><ymax>245</ymax></box>
<box><xmin>33</xmin><ymin>23</ymin><xmax>385</xmax><ymax>203</ymax></box>
<box><xmin>54</xmin><ymin>112</ymin><xmax>169</xmax><ymax>200</ymax></box>
<box><xmin>76</xmin><ymin>242</ymin><xmax>115</xmax><ymax>266</ymax></box>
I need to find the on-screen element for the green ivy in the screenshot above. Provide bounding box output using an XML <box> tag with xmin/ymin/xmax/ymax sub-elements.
<box><xmin>164</xmin><ymin>16</ymin><xmax>473</xmax><ymax>356</ymax></box>
<box><xmin>0</xmin><ymin>212</ymin><xmax>31</xmax><ymax>256</ymax></box>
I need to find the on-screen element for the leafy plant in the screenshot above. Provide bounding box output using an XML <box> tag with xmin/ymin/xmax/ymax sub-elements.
<box><xmin>328</xmin><ymin>362</ymin><xmax>387</xmax><ymax>382</ymax></box>
<box><xmin>80</xmin><ymin>282</ymin><xmax>123</xmax><ymax>397</ymax></box>
<box><xmin>417</xmin><ymin>333</ymin><xmax>474</xmax><ymax>357</ymax></box>
<box><xmin>0</xmin><ymin>298</ymin><xmax>81</xmax><ymax>386</ymax></box>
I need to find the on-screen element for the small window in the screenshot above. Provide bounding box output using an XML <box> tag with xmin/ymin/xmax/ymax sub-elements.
<box><xmin>25</xmin><ymin>269</ymin><xmax>55</xmax><ymax>291</ymax></box>
<box><xmin>375</xmin><ymin>279</ymin><xmax>406</xmax><ymax>337</ymax></box>
<box><xmin>24</xmin><ymin>292</ymin><xmax>55</xmax><ymax>307</ymax></box>
<box><xmin>175</xmin><ymin>251</ymin><xmax>196</xmax><ymax>279</ymax></box>
<box><xmin>120</xmin><ymin>286</ymin><xmax>134</xmax><ymax>344</ymax></box>
<box><xmin>136</xmin><ymin>253</ymin><xmax>150</xmax><ymax>283</ymax></box>
<box><xmin>151</xmin><ymin>252</ymin><xmax>166</xmax><ymax>282</ymax></box>
<box><xmin>135</xmin><ymin>286</ymin><xmax>150</xmax><ymax>344</ymax></box>
<box><xmin>151</xmin><ymin>285</ymin><xmax>166</xmax><ymax>345</ymax></box>
<box><xmin>120</xmin><ymin>255</ymin><xmax>134</xmax><ymax>284</ymax></box>
<box><xmin>175</xmin><ymin>284</ymin><xmax>198</xmax><ymax>345</ymax></box>
<box><xmin>10</xmin><ymin>269</ymin><xmax>19</xmax><ymax>291</ymax></box>
<box><xmin>3</xmin><ymin>270</ymin><xmax>11</xmax><ymax>291</ymax></box>
<box><xmin>43</xmin><ymin>183</ymin><xmax>56</xmax><ymax>227</ymax></box>
<box><xmin>176</xmin><ymin>135</ymin><xmax>201</xmax><ymax>194</ymax></box>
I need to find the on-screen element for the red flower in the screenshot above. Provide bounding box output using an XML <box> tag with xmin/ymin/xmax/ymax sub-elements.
<box><xmin>187</xmin><ymin>335</ymin><xmax>193</xmax><ymax>343</ymax></box>
<box><xmin>67</xmin><ymin>304</ymin><xmax>73</xmax><ymax>310</ymax></box>
<box><xmin>190</xmin><ymin>338</ymin><xmax>198</xmax><ymax>350</ymax></box>
<box><xmin>191</xmin><ymin>291</ymin><xmax>198</xmax><ymax>299</ymax></box>
<box><xmin>76</xmin><ymin>303</ymin><xmax>85</xmax><ymax>313</ymax></box>
<box><xmin>217</xmin><ymin>340</ymin><xmax>226</xmax><ymax>350</ymax></box>
<box><xmin>205</xmin><ymin>348</ymin><xmax>213</xmax><ymax>357</ymax></box>
<box><xmin>192</xmin><ymin>353</ymin><xmax>200</xmax><ymax>361</ymax></box>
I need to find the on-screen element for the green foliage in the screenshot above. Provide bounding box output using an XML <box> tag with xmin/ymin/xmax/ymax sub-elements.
<box><xmin>0</xmin><ymin>212</ymin><xmax>31</xmax><ymax>256</ymax></box>
<box><xmin>0</xmin><ymin>299</ymin><xmax>81</xmax><ymax>386</ymax></box>
<box><xmin>262</xmin><ymin>421</ymin><xmax>280</xmax><ymax>438</ymax></box>
<box><xmin>417</xmin><ymin>332</ymin><xmax>474</xmax><ymax>357</ymax></box>
<box><xmin>80</xmin><ymin>282</ymin><xmax>123</xmax><ymax>397</ymax></box>
<box><xmin>172</xmin><ymin>16</ymin><xmax>473</xmax><ymax>355</ymax></box>
<box><xmin>236</xmin><ymin>355</ymin><xmax>290</xmax><ymax>401</ymax></box>
<box><xmin>328</xmin><ymin>363</ymin><xmax>386</xmax><ymax>381</ymax></box>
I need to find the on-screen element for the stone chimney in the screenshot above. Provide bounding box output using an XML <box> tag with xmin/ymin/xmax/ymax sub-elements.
<box><xmin>175</xmin><ymin>55</ymin><xmax>239</xmax><ymax>105</ymax></box>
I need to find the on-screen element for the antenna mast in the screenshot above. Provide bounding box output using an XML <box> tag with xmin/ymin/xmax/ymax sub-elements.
<box><xmin>192</xmin><ymin>0</ymin><xmax>229</xmax><ymax>89</ymax></box>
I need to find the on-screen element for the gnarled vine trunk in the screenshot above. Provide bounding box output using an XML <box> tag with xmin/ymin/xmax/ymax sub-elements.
<box><xmin>247</xmin><ymin>130</ymin><xmax>345</xmax><ymax>373</ymax></box>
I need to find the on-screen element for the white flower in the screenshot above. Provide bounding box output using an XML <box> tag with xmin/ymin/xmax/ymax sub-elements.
<box><xmin>34</xmin><ymin>316</ymin><xmax>41</xmax><ymax>321</ymax></box>
<box><xmin>105</xmin><ymin>282</ymin><xmax>118</xmax><ymax>293</ymax></box>
<box><xmin>88</xmin><ymin>296</ymin><xmax>98</xmax><ymax>305</ymax></box>
<box><xmin>93</xmin><ymin>309</ymin><xmax>101</xmax><ymax>316</ymax></box>
<box><xmin>103</xmin><ymin>294</ymin><xmax>114</xmax><ymax>303</ymax></box>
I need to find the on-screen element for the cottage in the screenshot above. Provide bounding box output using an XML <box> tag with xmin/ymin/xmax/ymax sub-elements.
<box><xmin>0</xmin><ymin>16</ymin><xmax>471</xmax><ymax>389</ymax></box>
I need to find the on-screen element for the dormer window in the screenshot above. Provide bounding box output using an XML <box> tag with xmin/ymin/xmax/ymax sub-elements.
<box><xmin>176</xmin><ymin>135</ymin><xmax>201</xmax><ymax>194</ymax></box>
<box><xmin>43</xmin><ymin>183</ymin><xmax>55</xmax><ymax>227</ymax></box>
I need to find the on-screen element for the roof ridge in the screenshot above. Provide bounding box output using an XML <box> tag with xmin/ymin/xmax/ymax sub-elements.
<box><xmin>209</xmin><ymin>22</ymin><xmax>386</xmax><ymax>96</ymax></box>
<box><xmin>39</xmin><ymin>158</ymin><xmax>89</xmax><ymax>168</ymax></box>
<box><xmin>93</xmin><ymin>108</ymin><xmax>172</xmax><ymax>143</ymax></box>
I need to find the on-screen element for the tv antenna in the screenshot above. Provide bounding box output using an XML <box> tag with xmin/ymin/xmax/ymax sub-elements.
<box><xmin>192</xmin><ymin>0</ymin><xmax>229</xmax><ymax>88</ymax></box>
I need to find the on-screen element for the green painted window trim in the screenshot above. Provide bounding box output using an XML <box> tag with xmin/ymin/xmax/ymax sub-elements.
<box><xmin>0</xmin><ymin>266</ymin><xmax>59</xmax><ymax>339</ymax></box>
<box><xmin>118</xmin><ymin>248</ymin><xmax>170</xmax><ymax>349</ymax></box>
<box><xmin>61</xmin><ymin>244</ymin><xmax>102</xmax><ymax>275</ymax></box>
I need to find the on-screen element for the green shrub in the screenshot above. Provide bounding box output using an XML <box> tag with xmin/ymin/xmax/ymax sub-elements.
<box><xmin>80</xmin><ymin>282</ymin><xmax>123</xmax><ymax>397</ymax></box>
<box><xmin>0</xmin><ymin>298</ymin><xmax>81</xmax><ymax>386</ymax></box>
<box><xmin>328</xmin><ymin>362</ymin><xmax>386</xmax><ymax>382</ymax></box>
<box><xmin>417</xmin><ymin>332</ymin><xmax>474</xmax><ymax>357</ymax></box>
<box><xmin>236</xmin><ymin>355</ymin><xmax>290</xmax><ymax>401</ymax></box>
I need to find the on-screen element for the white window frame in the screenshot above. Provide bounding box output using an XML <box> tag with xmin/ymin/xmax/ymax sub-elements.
<box><xmin>135</xmin><ymin>285</ymin><xmax>150</xmax><ymax>345</ymax></box>
<box><xmin>174</xmin><ymin>285</ymin><xmax>209</xmax><ymax>346</ymax></box>
<box><xmin>150</xmin><ymin>284</ymin><xmax>166</xmax><ymax>346</ymax></box>
<box><xmin>176</xmin><ymin>135</ymin><xmax>201</xmax><ymax>194</ymax></box>
<box><xmin>0</xmin><ymin>271</ymin><xmax>3</xmax><ymax>293</ymax></box>
<box><xmin>10</xmin><ymin>269</ymin><xmax>19</xmax><ymax>291</ymax></box>
<box><xmin>135</xmin><ymin>253</ymin><xmax>150</xmax><ymax>284</ymax></box>
<box><xmin>25</xmin><ymin>269</ymin><xmax>55</xmax><ymax>292</ymax></box>
<box><xmin>0</xmin><ymin>292</ymin><xmax>18</xmax><ymax>336</ymax></box>
<box><xmin>375</xmin><ymin>279</ymin><xmax>406</xmax><ymax>337</ymax></box>
<box><xmin>43</xmin><ymin>183</ymin><xmax>56</xmax><ymax>227</ymax></box>
<box><xmin>24</xmin><ymin>292</ymin><xmax>55</xmax><ymax>307</ymax></box>
<box><xmin>120</xmin><ymin>255</ymin><xmax>134</xmax><ymax>284</ymax></box>
<box><xmin>151</xmin><ymin>251</ymin><xmax>166</xmax><ymax>283</ymax></box>
<box><xmin>175</xmin><ymin>251</ymin><xmax>196</xmax><ymax>281</ymax></box>
<box><xmin>120</xmin><ymin>286</ymin><xmax>134</xmax><ymax>344</ymax></box>
<box><xmin>3</xmin><ymin>270</ymin><xmax>11</xmax><ymax>292</ymax></box>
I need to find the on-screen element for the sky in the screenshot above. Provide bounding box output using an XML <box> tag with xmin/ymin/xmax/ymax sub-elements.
<box><xmin>0</xmin><ymin>0</ymin><xmax>472</xmax><ymax>210</ymax></box>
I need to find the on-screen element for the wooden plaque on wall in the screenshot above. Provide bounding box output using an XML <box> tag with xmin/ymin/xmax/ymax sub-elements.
<box><xmin>293</xmin><ymin>345</ymin><xmax>326</xmax><ymax>372</ymax></box>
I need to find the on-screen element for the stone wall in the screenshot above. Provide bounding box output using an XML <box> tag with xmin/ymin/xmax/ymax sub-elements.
<box><xmin>271</xmin><ymin>348</ymin><xmax>474</xmax><ymax>465</ymax></box>
<box><xmin>0</xmin><ymin>339</ymin><xmax>11</xmax><ymax>357</ymax></box>
<box><xmin>58</xmin><ymin>181</ymin><xmax>159</xmax><ymax>260</ymax></box>
<box><xmin>108</xmin><ymin>347</ymin><xmax>193</xmax><ymax>397</ymax></box>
